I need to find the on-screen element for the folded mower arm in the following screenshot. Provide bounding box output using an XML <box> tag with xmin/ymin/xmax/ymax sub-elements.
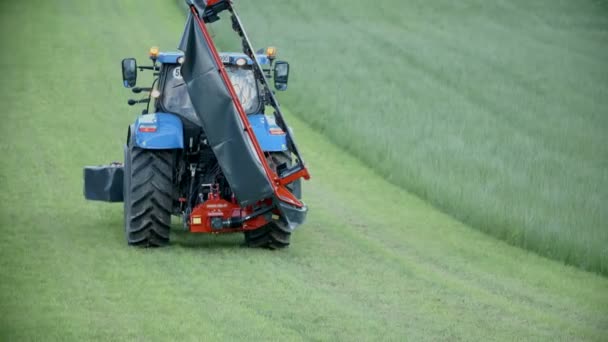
<box><xmin>181</xmin><ymin>1</ymin><xmax>310</xmax><ymax>228</ymax></box>
<box><xmin>185</xmin><ymin>0</ymin><xmax>310</xmax><ymax>187</ymax></box>
<box><xmin>186</xmin><ymin>0</ymin><xmax>230</xmax><ymax>23</ymax></box>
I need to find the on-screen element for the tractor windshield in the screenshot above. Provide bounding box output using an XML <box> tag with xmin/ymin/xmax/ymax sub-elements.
<box><xmin>225</xmin><ymin>66</ymin><xmax>260</xmax><ymax>114</ymax></box>
<box><xmin>162</xmin><ymin>65</ymin><xmax>260</xmax><ymax>116</ymax></box>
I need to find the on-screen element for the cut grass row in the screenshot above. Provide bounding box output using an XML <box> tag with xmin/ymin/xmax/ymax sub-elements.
<box><xmin>215</xmin><ymin>0</ymin><xmax>608</xmax><ymax>274</ymax></box>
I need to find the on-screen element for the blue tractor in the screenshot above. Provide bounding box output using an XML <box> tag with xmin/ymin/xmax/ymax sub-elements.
<box><xmin>84</xmin><ymin>0</ymin><xmax>310</xmax><ymax>248</ymax></box>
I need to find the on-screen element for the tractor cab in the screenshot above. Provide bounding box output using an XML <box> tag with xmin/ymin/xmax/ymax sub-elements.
<box><xmin>122</xmin><ymin>48</ymin><xmax>291</xmax><ymax>152</ymax></box>
<box><xmin>155</xmin><ymin>51</ymin><xmax>270</xmax><ymax>122</ymax></box>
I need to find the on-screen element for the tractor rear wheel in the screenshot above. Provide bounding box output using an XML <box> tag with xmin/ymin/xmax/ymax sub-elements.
<box><xmin>124</xmin><ymin>145</ymin><xmax>174</xmax><ymax>247</ymax></box>
<box><xmin>244</xmin><ymin>220</ymin><xmax>291</xmax><ymax>249</ymax></box>
<box><xmin>243</xmin><ymin>152</ymin><xmax>298</xmax><ymax>249</ymax></box>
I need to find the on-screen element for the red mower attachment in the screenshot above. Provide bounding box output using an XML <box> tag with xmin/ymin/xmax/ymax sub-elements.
<box><xmin>189</xmin><ymin>184</ymin><xmax>272</xmax><ymax>233</ymax></box>
<box><xmin>187</xmin><ymin>0</ymin><xmax>232</xmax><ymax>23</ymax></box>
<box><xmin>180</xmin><ymin>1</ymin><xmax>310</xmax><ymax>231</ymax></box>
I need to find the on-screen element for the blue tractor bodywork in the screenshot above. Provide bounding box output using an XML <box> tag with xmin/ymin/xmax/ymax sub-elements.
<box><xmin>156</xmin><ymin>51</ymin><xmax>184</xmax><ymax>64</ymax></box>
<box><xmin>158</xmin><ymin>51</ymin><xmax>270</xmax><ymax>65</ymax></box>
<box><xmin>131</xmin><ymin>113</ymin><xmax>184</xmax><ymax>149</ymax></box>
<box><xmin>248</xmin><ymin>114</ymin><xmax>287</xmax><ymax>152</ymax></box>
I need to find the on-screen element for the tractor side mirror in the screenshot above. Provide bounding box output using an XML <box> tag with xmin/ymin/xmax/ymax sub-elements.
<box><xmin>273</xmin><ymin>61</ymin><xmax>290</xmax><ymax>91</ymax></box>
<box><xmin>121</xmin><ymin>58</ymin><xmax>137</xmax><ymax>88</ymax></box>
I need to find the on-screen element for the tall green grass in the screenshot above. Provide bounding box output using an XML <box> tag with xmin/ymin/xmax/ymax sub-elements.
<box><xmin>213</xmin><ymin>0</ymin><xmax>608</xmax><ymax>274</ymax></box>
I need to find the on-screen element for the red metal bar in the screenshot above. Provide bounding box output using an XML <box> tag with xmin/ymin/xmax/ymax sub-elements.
<box><xmin>278</xmin><ymin>168</ymin><xmax>310</xmax><ymax>186</ymax></box>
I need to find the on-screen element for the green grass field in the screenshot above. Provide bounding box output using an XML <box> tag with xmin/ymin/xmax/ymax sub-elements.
<box><xmin>219</xmin><ymin>0</ymin><xmax>608</xmax><ymax>274</ymax></box>
<box><xmin>1</xmin><ymin>0</ymin><xmax>607</xmax><ymax>340</ymax></box>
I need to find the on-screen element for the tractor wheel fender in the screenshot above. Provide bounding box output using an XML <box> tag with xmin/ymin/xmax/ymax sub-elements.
<box><xmin>132</xmin><ymin>113</ymin><xmax>184</xmax><ymax>149</ymax></box>
<box><xmin>126</xmin><ymin>124</ymin><xmax>135</xmax><ymax>146</ymax></box>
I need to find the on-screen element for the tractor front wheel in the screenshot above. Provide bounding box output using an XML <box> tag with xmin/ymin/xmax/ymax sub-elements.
<box><xmin>123</xmin><ymin>145</ymin><xmax>174</xmax><ymax>247</ymax></box>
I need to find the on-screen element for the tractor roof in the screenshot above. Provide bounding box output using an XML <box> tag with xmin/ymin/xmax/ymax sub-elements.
<box><xmin>157</xmin><ymin>51</ymin><xmax>270</xmax><ymax>65</ymax></box>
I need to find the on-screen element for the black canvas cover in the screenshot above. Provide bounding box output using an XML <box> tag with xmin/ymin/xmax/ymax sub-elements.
<box><xmin>178</xmin><ymin>13</ymin><xmax>274</xmax><ymax>207</ymax></box>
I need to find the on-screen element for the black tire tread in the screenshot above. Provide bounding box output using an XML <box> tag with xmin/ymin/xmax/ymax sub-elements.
<box><xmin>242</xmin><ymin>152</ymin><xmax>296</xmax><ymax>250</ymax></box>
<box><xmin>244</xmin><ymin>220</ymin><xmax>291</xmax><ymax>249</ymax></box>
<box><xmin>125</xmin><ymin>147</ymin><xmax>173</xmax><ymax>247</ymax></box>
